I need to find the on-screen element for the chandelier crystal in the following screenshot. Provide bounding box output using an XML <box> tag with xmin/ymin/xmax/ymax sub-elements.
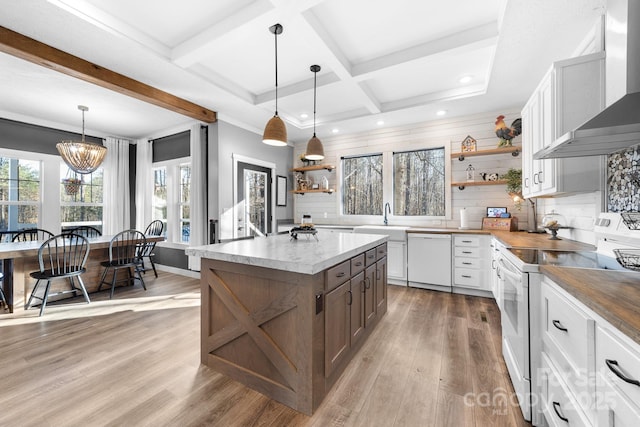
<box><xmin>57</xmin><ymin>105</ymin><xmax>107</xmax><ymax>174</ymax></box>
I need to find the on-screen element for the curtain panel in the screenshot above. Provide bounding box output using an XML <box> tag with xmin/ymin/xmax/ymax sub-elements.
<box><xmin>103</xmin><ymin>137</ymin><xmax>131</xmax><ymax>235</ymax></box>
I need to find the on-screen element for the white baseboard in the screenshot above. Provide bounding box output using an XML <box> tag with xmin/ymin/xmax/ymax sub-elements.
<box><xmin>156</xmin><ymin>264</ymin><xmax>200</xmax><ymax>279</ymax></box>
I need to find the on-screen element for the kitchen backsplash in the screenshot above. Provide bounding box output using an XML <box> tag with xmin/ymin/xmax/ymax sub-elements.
<box><xmin>607</xmin><ymin>145</ymin><xmax>640</xmax><ymax>212</ymax></box>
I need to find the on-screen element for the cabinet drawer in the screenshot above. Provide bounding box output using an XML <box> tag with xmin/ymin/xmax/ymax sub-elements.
<box><xmin>454</xmin><ymin>235</ymin><xmax>480</xmax><ymax>247</ymax></box>
<box><xmin>540</xmin><ymin>353</ymin><xmax>592</xmax><ymax>427</ymax></box>
<box><xmin>596</xmin><ymin>326</ymin><xmax>640</xmax><ymax>406</ymax></box>
<box><xmin>351</xmin><ymin>254</ymin><xmax>365</xmax><ymax>276</ymax></box>
<box><xmin>454</xmin><ymin>246</ymin><xmax>480</xmax><ymax>258</ymax></box>
<box><xmin>542</xmin><ymin>281</ymin><xmax>594</xmax><ymax>403</ymax></box>
<box><xmin>376</xmin><ymin>243</ymin><xmax>387</xmax><ymax>260</ymax></box>
<box><xmin>597</xmin><ymin>374</ymin><xmax>640</xmax><ymax>427</ymax></box>
<box><xmin>327</xmin><ymin>260</ymin><xmax>350</xmax><ymax>292</ymax></box>
<box><xmin>454</xmin><ymin>268</ymin><xmax>481</xmax><ymax>288</ymax></box>
<box><xmin>454</xmin><ymin>257</ymin><xmax>481</xmax><ymax>269</ymax></box>
<box><xmin>365</xmin><ymin>248</ymin><xmax>377</xmax><ymax>266</ymax></box>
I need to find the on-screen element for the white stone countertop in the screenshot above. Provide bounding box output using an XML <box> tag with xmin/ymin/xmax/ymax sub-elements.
<box><xmin>185</xmin><ymin>233</ymin><xmax>387</xmax><ymax>275</ymax></box>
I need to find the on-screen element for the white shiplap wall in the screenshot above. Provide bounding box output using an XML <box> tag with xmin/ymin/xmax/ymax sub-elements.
<box><xmin>293</xmin><ymin>110</ymin><xmax>527</xmax><ymax>229</ymax></box>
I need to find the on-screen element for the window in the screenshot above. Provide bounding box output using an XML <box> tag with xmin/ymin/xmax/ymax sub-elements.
<box><xmin>393</xmin><ymin>148</ymin><xmax>445</xmax><ymax>216</ymax></box>
<box><xmin>0</xmin><ymin>156</ymin><xmax>41</xmax><ymax>232</ymax></box>
<box><xmin>342</xmin><ymin>154</ymin><xmax>383</xmax><ymax>215</ymax></box>
<box><xmin>60</xmin><ymin>165</ymin><xmax>104</xmax><ymax>232</ymax></box>
<box><xmin>152</xmin><ymin>158</ymin><xmax>190</xmax><ymax>244</ymax></box>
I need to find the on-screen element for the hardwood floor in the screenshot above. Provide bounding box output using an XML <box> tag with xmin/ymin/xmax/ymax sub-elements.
<box><xmin>0</xmin><ymin>272</ymin><xmax>531</xmax><ymax>426</ymax></box>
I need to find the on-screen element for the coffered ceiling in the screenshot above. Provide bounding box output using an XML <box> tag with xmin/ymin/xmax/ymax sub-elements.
<box><xmin>0</xmin><ymin>0</ymin><xmax>605</xmax><ymax>141</ymax></box>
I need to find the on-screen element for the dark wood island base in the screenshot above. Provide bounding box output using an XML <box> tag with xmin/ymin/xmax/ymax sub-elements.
<box><xmin>198</xmin><ymin>241</ymin><xmax>388</xmax><ymax>415</ymax></box>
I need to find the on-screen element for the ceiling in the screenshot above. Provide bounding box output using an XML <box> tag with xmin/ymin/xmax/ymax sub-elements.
<box><xmin>0</xmin><ymin>0</ymin><xmax>606</xmax><ymax>143</ymax></box>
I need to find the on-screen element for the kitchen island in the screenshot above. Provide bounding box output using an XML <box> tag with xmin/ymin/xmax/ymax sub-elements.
<box><xmin>186</xmin><ymin>233</ymin><xmax>388</xmax><ymax>415</ymax></box>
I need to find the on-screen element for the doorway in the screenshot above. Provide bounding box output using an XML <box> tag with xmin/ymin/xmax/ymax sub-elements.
<box><xmin>236</xmin><ymin>161</ymin><xmax>273</xmax><ymax>237</ymax></box>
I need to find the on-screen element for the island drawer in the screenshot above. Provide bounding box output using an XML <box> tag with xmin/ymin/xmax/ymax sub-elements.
<box><xmin>365</xmin><ymin>248</ymin><xmax>377</xmax><ymax>266</ymax></box>
<box><xmin>351</xmin><ymin>254</ymin><xmax>365</xmax><ymax>275</ymax></box>
<box><xmin>376</xmin><ymin>243</ymin><xmax>387</xmax><ymax>260</ymax></box>
<box><xmin>327</xmin><ymin>260</ymin><xmax>351</xmax><ymax>291</ymax></box>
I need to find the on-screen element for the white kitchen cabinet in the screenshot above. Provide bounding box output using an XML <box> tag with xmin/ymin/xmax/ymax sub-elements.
<box><xmin>452</xmin><ymin>234</ymin><xmax>491</xmax><ymax>295</ymax></box>
<box><xmin>521</xmin><ymin>52</ymin><xmax>605</xmax><ymax>198</ymax></box>
<box><xmin>595</xmin><ymin>325</ymin><xmax>640</xmax><ymax>427</ymax></box>
<box><xmin>386</xmin><ymin>241</ymin><xmax>406</xmax><ymax>284</ymax></box>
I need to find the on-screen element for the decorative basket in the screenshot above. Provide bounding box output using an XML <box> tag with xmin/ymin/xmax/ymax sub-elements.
<box><xmin>620</xmin><ymin>212</ymin><xmax>640</xmax><ymax>230</ymax></box>
<box><xmin>613</xmin><ymin>249</ymin><xmax>640</xmax><ymax>271</ymax></box>
<box><xmin>62</xmin><ymin>178</ymin><xmax>82</xmax><ymax>195</ymax></box>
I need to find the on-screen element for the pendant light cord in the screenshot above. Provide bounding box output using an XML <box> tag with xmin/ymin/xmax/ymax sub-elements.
<box><xmin>81</xmin><ymin>108</ymin><xmax>86</xmax><ymax>141</ymax></box>
<box><xmin>313</xmin><ymin>68</ymin><xmax>317</xmax><ymax>137</ymax></box>
<box><xmin>274</xmin><ymin>28</ymin><xmax>279</xmax><ymax>116</ymax></box>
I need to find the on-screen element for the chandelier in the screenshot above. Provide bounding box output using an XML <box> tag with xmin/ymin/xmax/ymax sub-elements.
<box><xmin>57</xmin><ymin>105</ymin><xmax>107</xmax><ymax>174</ymax></box>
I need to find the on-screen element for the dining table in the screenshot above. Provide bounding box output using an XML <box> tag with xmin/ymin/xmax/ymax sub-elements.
<box><xmin>0</xmin><ymin>234</ymin><xmax>164</xmax><ymax>313</ymax></box>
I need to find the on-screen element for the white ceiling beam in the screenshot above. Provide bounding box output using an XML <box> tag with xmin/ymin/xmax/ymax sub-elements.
<box><xmin>300</xmin><ymin>9</ymin><xmax>381</xmax><ymax>114</ymax></box>
<box><xmin>171</xmin><ymin>0</ymin><xmax>275</xmax><ymax>68</ymax></box>
<box><xmin>254</xmin><ymin>72</ymin><xmax>340</xmax><ymax>105</ymax></box>
<box><xmin>382</xmin><ymin>84</ymin><xmax>487</xmax><ymax>112</ymax></box>
<box><xmin>47</xmin><ymin>0</ymin><xmax>171</xmax><ymax>58</ymax></box>
<box><xmin>352</xmin><ymin>22</ymin><xmax>499</xmax><ymax>80</ymax></box>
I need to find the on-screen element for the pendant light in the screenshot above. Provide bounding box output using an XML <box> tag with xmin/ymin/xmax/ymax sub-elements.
<box><xmin>262</xmin><ymin>23</ymin><xmax>288</xmax><ymax>146</ymax></box>
<box><xmin>57</xmin><ymin>105</ymin><xmax>107</xmax><ymax>174</ymax></box>
<box><xmin>305</xmin><ymin>64</ymin><xmax>324</xmax><ymax>161</ymax></box>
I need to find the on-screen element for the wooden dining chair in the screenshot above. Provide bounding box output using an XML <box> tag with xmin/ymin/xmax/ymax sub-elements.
<box><xmin>12</xmin><ymin>228</ymin><xmax>54</xmax><ymax>242</ymax></box>
<box><xmin>25</xmin><ymin>233</ymin><xmax>91</xmax><ymax>316</ymax></box>
<box><xmin>66</xmin><ymin>225</ymin><xmax>102</xmax><ymax>238</ymax></box>
<box><xmin>98</xmin><ymin>230</ymin><xmax>147</xmax><ymax>299</ymax></box>
<box><xmin>0</xmin><ymin>272</ymin><xmax>7</xmax><ymax>311</ymax></box>
<box><xmin>138</xmin><ymin>220</ymin><xmax>164</xmax><ymax>278</ymax></box>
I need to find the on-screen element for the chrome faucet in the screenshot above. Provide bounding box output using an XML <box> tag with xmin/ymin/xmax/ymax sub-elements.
<box><xmin>384</xmin><ymin>202</ymin><xmax>391</xmax><ymax>225</ymax></box>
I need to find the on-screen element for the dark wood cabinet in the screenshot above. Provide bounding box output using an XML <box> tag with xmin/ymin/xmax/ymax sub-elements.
<box><xmin>376</xmin><ymin>256</ymin><xmax>387</xmax><ymax>316</ymax></box>
<box><xmin>364</xmin><ymin>264</ymin><xmax>377</xmax><ymax>327</ymax></box>
<box><xmin>350</xmin><ymin>271</ymin><xmax>365</xmax><ymax>347</ymax></box>
<box><xmin>325</xmin><ymin>280</ymin><xmax>350</xmax><ymax>376</ymax></box>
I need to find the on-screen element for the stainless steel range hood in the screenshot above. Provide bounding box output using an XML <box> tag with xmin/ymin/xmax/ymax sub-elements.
<box><xmin>534</xmin><ymin>0</ymin><xmax>640</xmax><ymax>159</ymax></box>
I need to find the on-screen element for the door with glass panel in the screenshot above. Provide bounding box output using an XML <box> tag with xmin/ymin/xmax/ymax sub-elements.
<box><xmin>236</xmin><ymin>162</ymin><xmax>271</xmax><ymax>238</ymax></box>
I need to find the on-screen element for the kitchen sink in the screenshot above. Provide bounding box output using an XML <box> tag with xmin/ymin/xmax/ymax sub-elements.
<box><xmin>353</xmin><ymin>225</ymin><xmax>409</xmax><ymax>241</ymax></box>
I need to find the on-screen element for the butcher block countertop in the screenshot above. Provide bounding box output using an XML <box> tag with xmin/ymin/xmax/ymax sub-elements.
<box><xmin>540</xmin><ymin>266</ymin><xmax>640</xmax><ymax>346</ymax></box>
<box><xmin>490</xmin><ymin>230</ymin><xmax>596</xmax><ymax>250</ymax></box>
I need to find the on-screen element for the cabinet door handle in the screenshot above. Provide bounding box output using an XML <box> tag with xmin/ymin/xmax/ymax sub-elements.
<box><xmin>539</xmin><ymin>171</ymin><xmax>544</xmax><ymax>183</ymax></box>
<box><xmin>336</xmin><ymin>272</ymin><xmax>346</xmax><ymax>278</ymax></box>
<box><xmin>533</xmin><ymin>173</ymin><xmax>539</xmax><ymax>185</ymax></box>
<box><xmin>462</xmin><ymin>261</ymin><xmax>472</xmax><ymax>265</ymax></box>
<box><xmin>376</xmin><ymin>269</ymin><xmax>381</xmax><ymax>280</ymax></box>
<box><xmin>524</xmin><ymin>177</ymin><xmax>529</xmax><ymax>188</ymax></box>
<box><xmin>462</xmin><ymin>251</ymin><xmax>472</xmax><ymax>254</ymax></box>
<box><xmin>361</xmin><ymin>279</ymin><xmax>367</xmax><ymax>293</ymax></box>
<box><xmin>491</xmin><ymin>259</ymin><xmax>496</xmax><ymax>269</ymax></box>
<box><xmin>462</xmin><ymin>275</ymin><xmax>472</xmax><ymax>278</ymax></box>
<box><xmin>365</xmin><ymin>277</ymin><xmax>371</xmax><ymax>289</ymax></box>
<box><xmin>354</xmin><ymin>261</ymin><xmax>363</xmax><ymax>266</ymax></box>
<box><xmin>552</xmin><ymin>402</ymin><xmax>568</xmax><ymax>422</ymax></box>
<box><xmin>462</xmin><ymin>240</ymin><xmax>472</xmax><ymax>243</ymax></box>
<box><xmin>347</xmin><ymin>290</ymin><xmax>353</xmax><ymax>306</ymax></box>
<box><xmin>605</xmin><ymin>359</ymin><xmax>640</xmax><ymax>387</ymax></box>
<box><xmin>552</xmin><ymin>320</ymin><xmax>568</xmax><ymax>332</ymax></box>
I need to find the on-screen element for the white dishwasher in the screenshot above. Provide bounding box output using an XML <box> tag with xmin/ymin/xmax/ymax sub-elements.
<box><xmin>407</xmin><ymin>233</ymin><xmax>452</xmax><ymax>291</ymax></box>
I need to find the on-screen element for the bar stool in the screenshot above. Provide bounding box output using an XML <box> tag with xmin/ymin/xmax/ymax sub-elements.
<box><xmin>25</xmin><ymin>233</ymin><xmax>91</xmax><ymax>316</ymax></box>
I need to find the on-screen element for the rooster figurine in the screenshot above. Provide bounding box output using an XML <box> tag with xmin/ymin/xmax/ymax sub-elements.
<box><xmin>495</xmin><ymin>115</ymin><xmax>522</xmax><ymax>147</ymax></box>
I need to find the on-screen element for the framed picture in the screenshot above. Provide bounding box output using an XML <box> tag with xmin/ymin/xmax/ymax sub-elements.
<box><xmin>487</xmin><ymin>207</ymin><xmax>507</xmax><ymax>218</ymax></box>
<box><xmin>461</xmin><ymin>135</ymin><xmax>477</xmax><ymax>153</ymax></box>
<box><xmin>276</xmin><ymin>175</ymin><xmax>287</xmax><ymax>206</ymax></box>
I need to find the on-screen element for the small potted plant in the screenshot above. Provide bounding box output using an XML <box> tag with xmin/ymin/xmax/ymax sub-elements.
<box><xmin>501</xmin><ymin>168</ymin><xmax>523</xmax><ymax>208</ymax></box>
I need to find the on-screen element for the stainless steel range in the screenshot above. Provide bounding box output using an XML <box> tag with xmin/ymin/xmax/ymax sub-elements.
<box><xmin>495</xmin><ymin>212</ymin><xmax>640</xmax><ymax>425</ymax></box>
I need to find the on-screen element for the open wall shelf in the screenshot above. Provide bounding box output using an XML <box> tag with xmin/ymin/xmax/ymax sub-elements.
<box><xmin>291</xmin><ymin>189</ymin><xmax>335</xmax><ymax>194</ymax></box>
<box><xmin>451</xmin><ymin>146</ymin><xmax>520</xmax><ymax>161</ymax></box>
<box><xmin>451</xmin><ymin>179</ymin><xmax>508</xmax><ymax>190</ymax></box>
<box><xmin>291</xmin><ymin>164</ymin><xmax>335</xmax><ymax>173</ymax></box>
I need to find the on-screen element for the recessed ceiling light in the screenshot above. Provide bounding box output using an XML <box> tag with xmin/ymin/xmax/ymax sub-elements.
<box><xmin>377</xmin><ymin>120</ymin><xmax>384</xmax><ymax>126</ymax></box>
<box><xmin>459</xmin><ymin>75</ymin><xmax>472</xmax><ymax>84</ymax></box>
<box><xmin>332</xmin><ymin>128</ymin><xmax>339</xmax><ymax>134</ymax></box>
<box><xmin>300</xmin><ymin>113</ymin><xmax>308</xmax><ymax>119</ymax></box>
<box><xmin>436</xmin><ymin>110</ymin><xmax>447</xmax><ymax>116</ymax></box>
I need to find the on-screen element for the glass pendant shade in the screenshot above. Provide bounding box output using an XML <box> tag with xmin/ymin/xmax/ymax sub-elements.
<box><xmin>56</xmin><ymin>106</ymin><xmax>107</xmax><ymax>174</ymax></box>
<box><xmin>262</xmin><ymin>23</ymin><xmax>288</xmax><ymax>146</ymax></box>
<box><xmin>305</xmin><ymin>135</ymin><xmax>324</xmax><ymax>160</ymax></box>
<box><xmin>262</xmin><ymin>114</ymin><xmax>288</xmax><ymax>146</ymax></box>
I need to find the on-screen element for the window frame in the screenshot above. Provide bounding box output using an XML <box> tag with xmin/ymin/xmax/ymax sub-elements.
<box><xmin>59</xmin><ymin>165</ymin><xmax>104</xmax><ymax>232</ymax></box>
<box><xmin>340</xmin><ymin>152</ymin><xmax>384</xmax><ymax>218</ymax></box>
<box><xmin>336</xmin><ymin>143</ymin><xmax>451</xmax><ymax>224</ymax></box>
<box><xmin>152</xmin><ymin>156</ymin><xmax>191</xmax><ymax>246</ymax></box>
<box><xmin>0</xmin><ymin>148</ymin><xmax>61</xmax><ymax>233</ymax></box>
